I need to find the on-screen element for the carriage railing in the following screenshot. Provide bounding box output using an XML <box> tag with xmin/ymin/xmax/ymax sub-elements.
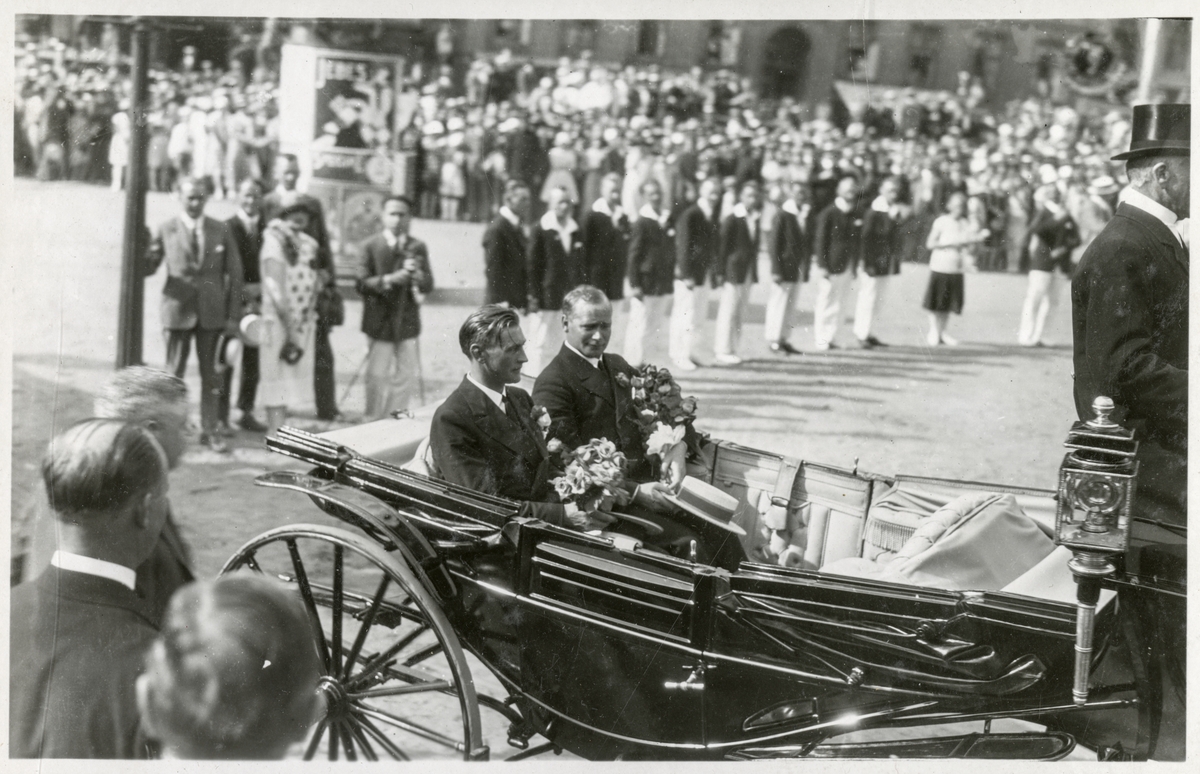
<box><xmin>269</xmin><ymin>426</ymin><xmax>520</xmax><ymax>541</ymax></box>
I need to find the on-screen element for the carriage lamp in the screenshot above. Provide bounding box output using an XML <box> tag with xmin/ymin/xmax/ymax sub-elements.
<box><xmin>1055</xmin><ymin>396</ymin><xmax>1138</xmax><ymax>706</ymax></box>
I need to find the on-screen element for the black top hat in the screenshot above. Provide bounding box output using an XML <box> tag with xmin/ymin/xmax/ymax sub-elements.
<box><xmin>1111</xmin><ymin>103</ymin><xmax>1190</xmax><ymax>160</ymax></box>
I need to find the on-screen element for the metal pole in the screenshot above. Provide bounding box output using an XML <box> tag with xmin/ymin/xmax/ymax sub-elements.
<box><xmin>1135</xmin><ymin>18</ymin><xmax>1163</xmax><ymax>104</ymax></box>
<box><xmin>116</xmin><ymin>17</ymin><xmax>150</xmax><ymax>368</ymax></box>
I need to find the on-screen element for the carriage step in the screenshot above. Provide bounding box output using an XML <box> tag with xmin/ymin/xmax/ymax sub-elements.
<box><xmin>732</xmin><ymin>731</ymin><xmax>1077</xmax><ymax>760</ymax></box>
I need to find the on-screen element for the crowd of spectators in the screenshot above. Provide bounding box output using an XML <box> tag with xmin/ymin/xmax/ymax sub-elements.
<box><xmin>15</xmin><ymin>32</ymin><xmax>1134</xmax><ymax>270</ymax></box>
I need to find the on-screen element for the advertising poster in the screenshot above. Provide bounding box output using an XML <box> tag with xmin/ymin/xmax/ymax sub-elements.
<box><xmin>279</xmin><ymin>44</ymin><xmax>406</xmax><ymax>275</ymax></box>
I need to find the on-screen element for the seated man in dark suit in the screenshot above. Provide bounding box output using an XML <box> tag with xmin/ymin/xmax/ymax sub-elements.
<box><xmin>430</xmin><ymin>305</ymin><xmax>593</xmax><ymax>530</ymax></box>
<box><xmin>533</xmin><ymin>285</ymin><xmax>746</xmax><ymax>571</ymax></box>
<box><xmin>10</xmin><ymin>419</ymin><xmax>171</xmax><ymax>759</ymax></box>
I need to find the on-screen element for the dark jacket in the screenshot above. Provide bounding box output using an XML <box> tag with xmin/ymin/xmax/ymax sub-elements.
<box><xmin>144</xmin><ymin>215</ymin><xmax>244</xmax><ymax>331</ymax></box>
<box><xmin>356</xmin><ymin>232</ymin><xmax>433</xmax><ymax>342</ymax></box>
<box><xmin>1072</xmin><ymin>202</ymin><xmax>1188</xmax><ymax>523</ymax></box>
<box><xmin>860</xmin><ymin>205</ymin><xmax>904</xmax><ymax>277</ymax></box>
<box><xmin>225</xmin><ymin>213</ymin><xmax>265</xmax><ymax>286</ymax></box>
<box><xmin>482</xmin><ymin>214</ymin><xmax>528</xmax><ymax>309</ymax></box>
<box><xmin>627</xmin><ymin>210</ymin><xmax>676</xmax><ymax>296</ymax></box>
<box><xmin>9</xmin><ymin>567</ymin><xmax>158</xmax><ymax>759</ymax></box>
<box><xmin>1027</xmin><ymin>207</ymin><xmax>1081</xmax><ymax>274</ymax></box>
<box><xmin>768</xmin><ymin>202</ymin><xmax>812</xmax><ymax>283</ymax></box>
<box><xmin>719</xmin><ymin>207</ymin><xmax>762</xmax><ymax>284</ymax></box>
<box><xmin>533</xmin><ymin>346</ymin><xmax>651</xmax><ymax>482</ymax></box>
<box><xmin>430</xmin><ymin>377</ymin><xmax>567</xmax><ymax>526</ymax></box>
<box><xmin>675</xmin><ymin>202</ymin><xmax>721</xmax><ymax>286</ymax></box>
<box><xmin>581</xmin><ymin>206</ymin><xmax>630</xmax><ymax>301</ymax></box>
<box><xmin>527</xmin><ymin>215</ymin><xmax>585</xmax><ymax>310</ymax></box>
<box><xmin>813</xmin><ymin>202</ymin><xmax>863</xmax><ymax>275</ymax></box>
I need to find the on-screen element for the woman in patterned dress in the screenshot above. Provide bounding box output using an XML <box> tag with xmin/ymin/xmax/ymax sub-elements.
<box><xmin>259</xmin><ymin>203</ymin><xmax>320</xmax><ymax>434</ymax></box>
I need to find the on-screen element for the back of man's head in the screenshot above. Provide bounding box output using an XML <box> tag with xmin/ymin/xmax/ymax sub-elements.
<box><xmin>96</xmin><ymin>366</ymin><xmax>189</xmax><ymax>469</ymax></box>
<box><xmin>43</xmin><ymin>418</ymin><xmax>168</xmax><ymax>525</ymax></box>
<box><xmin>138</xmin><ymin>574</ymin><xmax>323</xmax><ymax>759</ymax></box>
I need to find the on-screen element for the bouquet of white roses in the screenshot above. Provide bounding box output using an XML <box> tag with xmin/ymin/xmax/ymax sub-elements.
<box><xmin>548</xmin><ymin>437</ymin><xmax>630</xmax><ymax>514</ymax></box>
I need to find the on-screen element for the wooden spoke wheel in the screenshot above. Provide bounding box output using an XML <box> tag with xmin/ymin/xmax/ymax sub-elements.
<box><xmin>222</xmin><ymin>524</ymin><xmax>486</xmax><ymax>761</ymax></box>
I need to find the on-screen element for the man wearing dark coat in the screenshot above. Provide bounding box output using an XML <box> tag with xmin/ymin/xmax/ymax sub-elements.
<box><xmin>811</xmin><ymin>175</ymin><xmax>863</xmax><ymax>350</ymax></box>
<box><xmin>220</xmin><ymin>178</ymin><xmax>268</xmax><ymax>432</ymax></box>
<box><xmin>764</xmin><ymin>179</ymin><xmax>812</xmax><ymax>354</ymax></box>
<box><xmin>854</xmin><ymin>176</ymin><xmax>907</xmax><ymax>348</ymax></box>
<box><xmin>624</xmin><ymin>179</ymin><xmax>675</xmax><ymax>367</ymax></box>
<box><xmin>713</xmin><ymin>180</ymin><xmax>763</xmax><ymax>364</ymax></box>
<box><xmin>357</xmin><ymin>195</ymin><xmax>434</xmax><ymax>420</ymax></box>
<box><xmin>10</xmin><ymin>419</ymin><xmax>169</xmax><ymax>759</ymax></box>
<box><xmin>525</xmin><ymin>186</ymin><xmax>584</xmax><ymax>376</ymax></box>
<box><xmin>533</xmin><ymin>286</ymin><xmax>747</xmax><ymax>571</ymax></box>
<box><xmin>669</xmin><ymin>177</ymin><xmax>722</xmax><ymax>370</ymax></box>
<box><xmin>431</xmin><ymin>305</ymin><xmax>586</xmax><ymax>529</ymax></box>
<box><xmin>483</xmin><ymin>179</ymin><xmax>531</xmax><ymax>309</ymax></box>
<box><xmin>581</xmin><ymin>172</ymin><xmax>630</xmax><ymax>304</ymax></box>
<box><xmin>1072</xmin><ymin>103</ymin><xmax>1189</xmax><ymax>527</ymax></box>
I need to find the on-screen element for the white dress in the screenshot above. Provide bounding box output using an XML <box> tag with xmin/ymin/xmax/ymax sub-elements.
<box><xmin>258</xmin><ymin>222</ymin><xmax>319</xmax><ymax>409</ymax></box>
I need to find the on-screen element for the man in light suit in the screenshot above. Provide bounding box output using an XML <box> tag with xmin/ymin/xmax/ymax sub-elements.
<box><xmin>10</xmin><ymin>419</ymin><xmax>170</xmax><ymax>758</ymax></box>
<box><xmin>483</xmin><ymin>179</ymin><xmax>530</xmax><ymax>310</ymax></box>
<box><xmin>145</xmin><ymin>177</ymin><xmax>243</xmax><ymax>452</ymax></box>
<box><xmin>357</xmin><ymin>195</ymin><xmax>434</xmax><ymax>420</ymax></box>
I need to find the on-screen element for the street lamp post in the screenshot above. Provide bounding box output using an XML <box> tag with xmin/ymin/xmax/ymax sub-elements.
<box><xmin>116</xmin><ymin>17</ymin><xmax>150</xmax><ymax>368</ymax></box>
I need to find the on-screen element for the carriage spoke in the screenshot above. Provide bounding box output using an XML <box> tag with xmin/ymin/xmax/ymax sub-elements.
<box><xmin>332</xmin><ymin>545</ymin><xmax>344</xmax><ymax>678</ymax></box>
<box><xmin>303</xmin><ymin>717</ymin><xmax>328</xmax><ymax>761</ymax></box>
<box><xmin>355</xmin><ymin>704</ymin><xmax>464</xmax><ymax>751</ymax></box>
<box><xmin>347</xmin><ymin>623</ymin><xmax>431</xmax><ymax>689</ymax></box>
<box><xmin>338</xmin><ymin>721</ymin><xmax>357</xmax><ymax>761</ymax></box>
<box><xmin>346</xmin><ymin>720</ymin><xmax>379</xmax><ymax>761</ymax></box>
<box><xmin>343</xmin><ymin>575</ymin><xmax>392</xmax><ymax>681</ymax></box>
<box><xmin>328</xmin><ymin>715</ymin><xmax>340</xmax><ymax>760</ymax></box>
<box><xmin>402</xmin><ymin>641</ymin><xmax>444</xmax><ymax>667</ymax></box>
<box><xmin>349</xmin><ymin>680</ymin><xmax>452</xmax><ymax>699</ymax></box>
<box><xmin>357</xmin><ymin>713</ymin><xmax>412</xmax><ymax>761</ymax></box>
<box><xmin>242</xmin><ymin>551</ymin><xmax>262</xmax><ymax>573</ymax></box>
<box><xmin>286</xmin><ymin>539</ymin><xmax>331</xmax><ymax>673</ymax></box>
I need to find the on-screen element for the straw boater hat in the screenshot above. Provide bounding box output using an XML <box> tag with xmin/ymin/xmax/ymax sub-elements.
<box><xmin>1111</xmin><ymin>103</ymin><xmax>1190</xmax><ymax>161</ymax></box>
<box><xmin>663</xmin><ymin>477</ymin><xmax>747</xmax><ymax>536</ymax></box>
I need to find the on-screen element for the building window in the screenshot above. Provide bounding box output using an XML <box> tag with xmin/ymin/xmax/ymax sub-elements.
<box><xmin>636</xmin><ymin>20</ymin><xmax>665</xmax><ymax>57</ymax></box>
<box><xmin>847</xmin><ymin>21</ymin><xmax>879</xmax><ymax>80</ymax></box>
<box><xmin>704</xmin><ymin>21</ymin><xmax>741</xmax><ymax>67</ymax></box>
<box><xmin>563</xmin><ymin>20</ymin><xmax>599</xmax><ymax>55</ymax></box>
<box><xmin>494</xmin><ymin>19</ymin><xmax>532</xmax><ymax>47</ymax></box>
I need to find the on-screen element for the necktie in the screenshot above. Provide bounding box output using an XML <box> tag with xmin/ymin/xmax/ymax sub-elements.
<box><xmin>189</xmin><ymin>223</ymin><xmax>199</xmax><ymax>258</ymax></box>
<box><xmin>502</xmin><ymin>393</ymin><xmax>521</xmax><ymax>426</ymax></box>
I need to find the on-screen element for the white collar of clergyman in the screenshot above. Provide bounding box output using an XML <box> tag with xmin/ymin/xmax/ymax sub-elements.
<box><xmin>51</xmin><ymin>550</ymin><xmax>137</xmax><ymax>591</ymax></box>
<box><xmin>1121</xmin><ymin>187</ymin><xmax>1181</xmax><ymax>244</ymax></box>
<box><xmin>638</xmin><ymin>203</ymin><xmax>669</xmax><ymax>225</ymax></box>
<box><xmin>540</xmin><ymin>209</ymin><xmax>578</xmax><ymax>235</ymax></box>
<box><xmin>383</xmin><ymin>230</ymin><xmax>408</xmax><ymax>250</ymax></box>
<box><xmin>467</xmin><ymin>374</ymin><xmax>507</xmax><ymax>409</ymax></box>
<box><xmin>499</xmin><ymin>206</ymin><xmax>521</xmax><ymax>228</ymax></box>
<box><xmin>565</xmin><ymin>340</ymin><xmax>600</xmax><ymax>369</ymax></box>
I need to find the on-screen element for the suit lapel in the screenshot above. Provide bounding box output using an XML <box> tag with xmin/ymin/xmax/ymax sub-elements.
<box><xmin>564</xmin><ymin>346</ymin><xmax>615</xmax><ymax>408</ymax></box>
<box><xmin>601</xmin><ymin>354</ymin><xmax>632</xmax><ymax>421</ymax></box>
<box><xmin>462</xmin><ymin>379</ymin><xmax>542</xmax><ymax>460</ymax></box>
<box><xmin>1117</xmin><ymin>204</ymin><xmax>1189</xmax><ymax>270</ymax></box>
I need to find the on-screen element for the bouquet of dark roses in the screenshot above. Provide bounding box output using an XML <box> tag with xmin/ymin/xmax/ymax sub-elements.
<box><xmin>614</xmin><ymin>364</ymin><xmax>702</xmax><ymax>476</ymax></box>
<box><xmin>547</xmin><ymin>437</ymin><xmax>630</xmax><ymax>515</ymax></box>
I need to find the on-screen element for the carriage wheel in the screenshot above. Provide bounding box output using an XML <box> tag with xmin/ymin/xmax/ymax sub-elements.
<box><xmin>221</xmin><ymin>524</ymin><xmax>487</xmax><ymax>761</ymax></box>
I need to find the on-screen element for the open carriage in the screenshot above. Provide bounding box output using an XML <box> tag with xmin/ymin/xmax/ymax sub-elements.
<box><xmin>221</xmin><ymin>400</ymin><xmax>1185</xmax><ymax>762</ymax></box>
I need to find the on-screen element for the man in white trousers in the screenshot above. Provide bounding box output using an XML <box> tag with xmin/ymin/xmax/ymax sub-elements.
<box><xmin>854</xmin><ymin>177</ymin><xmax>906</xmax><ymax>348</ymax></box>
<box><xmin>713</xmin><ymin>181</ymin><xmax>763</xmax><ymax>365</ymax></box>
<box><xmin>811</xmin><ymin>175</ymin><xmax>863</xmax><ymax>351</ymax></box>
<box><xmin>624</xmin><ymin>180</ymin><xmax>675</xmax><ymax>367</ymax></box>
<box><xmin>764</xmin><ymin>180</ymin><xmax>811</xmax><ymax>354</ymax></box>
<box><xmin>669</xmin><ymin>178</ymin><xmax>722</xmax><ymax>370</ymax></box>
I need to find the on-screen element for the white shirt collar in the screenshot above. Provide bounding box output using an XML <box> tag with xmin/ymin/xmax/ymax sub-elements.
<box><xmin>383</xmin><ymin>230</ymin><xmax>408</xmax><ymax>250</ymax></box>
<box><xmin>238</xmin><ymin>209</ymin><xmax>258</xmax><ymax>226</ymax></box>
<box><xmin>697</xmin><ymin>199</ymin><xmax>714</xmax><ymax>220</ymax></box>
<box><xmin>539</xmin><ymin>209</ymin><xmax>578</xmax><ymax>234</ymax></box>
<box><xmin>51</xmin><ymin>550</ymin><xmax>137</xmax><ymax>591</ymax></box>
<box><xmin>565</xmin><ymin>340</ymin><xmax>600</xmax><ymax>369</ymax></box>
<box><xmin>498</xmin><ymin>206</ymin><xmax>521</xmax><ymax>227</ymax></box>
<box><xmin>781</xmin><ymin>198</ymin><xmax>806</xmax><ymax>216</ymax></box>
<box><xmin>871</xmin><ymin>196</ymin><xmax>891</xmax><ymax>213</ymax></box>
<box><xmin>731</xmin><ymin>202</ymin><xmax>759</xmax><ymax>223</ymax></box>
<box><xmin>638</xmin><ymin>203</ymin><xmax>669</xmax><ymax>224</ymax></box>
<box><xmin>834</xmin><ymin>197</ymin><xmax>854</xmax><ymax>214</ymax></box>
<box><xmin>179</xmin><ymin>212</ymin><xmax>200</xmax><ymax>231</ymax></box>
<box><xmin>466</xmin><ymin>374</ymin><xmax>507</xmax><ymax>409</ymax></box>
<box><xmin>1121</xmin><ymin>187</ymin><xmax>1182</xmax><ymax>244</ymax></box>
<box><xmin>592</xmin><ymin>197</ymin><xmax>623</xmax><ymax>221</ymax></box>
